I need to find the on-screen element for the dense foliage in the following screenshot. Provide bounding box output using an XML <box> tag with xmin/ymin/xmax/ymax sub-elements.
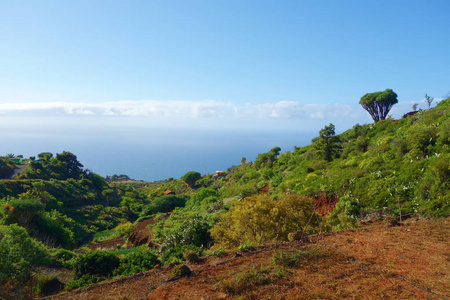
<box><xmin>0</xmin><ymin>157</ymin><xmax>15</xmax><ymax>178</ymax></box>
<box><xmin>0</xmin><ymin>224</ymin><xmax>48</xmax><ymax>298</ymax></box>
<box><xmin>359</xmin><ymin>88</ymin><xmax>398</xmax><ymax>122</ymax></box>
<box><xmin>211</xmin><ymin>194</ymin><xmax>319</xmax><ymax>249</ymax></box>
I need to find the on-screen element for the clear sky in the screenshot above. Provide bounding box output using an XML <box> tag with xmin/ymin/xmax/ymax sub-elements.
<box><xmin>0</xmin><ymin>0</ymin><xmax>449</xmax><ymax>131</ymax></box>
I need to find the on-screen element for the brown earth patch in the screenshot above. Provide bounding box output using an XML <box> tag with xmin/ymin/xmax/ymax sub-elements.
<box><xmin>128</xmin><ymin>215</ymin><xmax>169</xmax><ymax>248</ymax></box>
<box><xmin>258</xmin><ymin>182</ymin><xmax>269</xmax><ymax>194</ymax></box>
<box><xmin>43</xmin><ymin>218</ymin><xmax>450</xmax><ymax>300</ymax></box>
<box><xmin>86</xmin><ymin>237</ymin><xmax>126</xmax><ymax>251</ymax></box>
<box><xmin>313</xmin><ymin>194</ymin><xmax>339</xmax><ymax>216</ymax></box>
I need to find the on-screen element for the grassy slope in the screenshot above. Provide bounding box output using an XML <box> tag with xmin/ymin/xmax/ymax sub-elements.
<box><xmin>214</xmin><ymin>99</ymin><xmax>449</xmax><ymax>220</ymax></box>
<box><xmin>43</xmin><ymin>218</ymin><xmax>449</xmax><ymax>300</ymax></box>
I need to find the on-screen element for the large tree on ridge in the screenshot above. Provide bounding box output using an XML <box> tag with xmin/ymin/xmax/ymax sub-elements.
<box><xmin>359</xmin><ymin>89</ymin><xmax>398</xmax><ymax>122</ymax></box>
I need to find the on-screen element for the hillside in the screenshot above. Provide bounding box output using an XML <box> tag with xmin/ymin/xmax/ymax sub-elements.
<box><xmin>0</xmin><ymin>99</ymin><xmax>449</xmax><ymax>299</ymax></box>
<box><xmin>43</xmin><ymin>218</ymin><xmax>449</xmax><ymax>300</ymax></box>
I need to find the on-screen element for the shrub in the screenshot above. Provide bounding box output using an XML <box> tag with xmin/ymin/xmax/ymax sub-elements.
<box><xmin>65</xmin><ymin>274</ymin><xmax>104</xmax><ymax>291</ymax></box>
<box><xmin>171</xmin><ymin>264</ymin><xmax>191</xmax><ymax>277</ymax></box>
<box><xmin>181</xmin><ymin>171</ymin><xmax>202</xmax><ymax>188</ymax></box>
<box><xmin>164</xmin><ymin>215</ymin><xmax>212</xmax><ymax>249</ymax></box>
<box><xmin>186</xmin><ymin>188</ymin><xmax>218</xmax><ymax>208</ymax></box>
<box><xmin>287</xmin><ymin>231</ymin><xmax>304</xmax><ymax>242</ymax></box>
<box><xmin>238</xmin><ymin>241</ymin><xmax>254</xmax><ymax>251</ymax></box>
<box><xmin>211</xmin><ymin>194</ymin><xmax>319</xmax><ymax>249</ymax></box>
<box><xmin>140</xmin><ymin>195</ymin><xmax>188</xmax><ymax>216</ymax></box>
<box><xmin>114</xmin><ymin>250</ymin><xmax>159</xmax><ymax>276</ymax></box>
<box><xmin>183</xmin><ymin>250</ymin><xmax>199</xmax><ymax>262</ymax></box>
<box><xmin>2</xmin><ymin>196</ymin><xmax>44</xmax><ymax>229</ymax></box>
<box><xmin>115</xmin><ymin>222</ymin><xmax>134</xmax><ymax>238</ymax></box>
<box><xmin>161</xmin><ymin>244</ymin><xmax>201</xmax><ymax>265</ymax></box>
<box><xmin>72</xmin><ymin>250</ymin><xmax>120</xmax><ymax>279</ymax></box>
<box><xmin>327</xmin><ymin>195</ymin><xmax>361</xmax><ymax>230</ymax></box>
<box><xmin>48</xmin><ymin>248</ymin><xmax>77</xmax><ymax>267</ymax></box>
<box><xmin>0</xmin><ymin>224</ymin><xmax>49</xmax><ymax>299</ymax></box>
<box><xmin>34</xmin><ymin>275</ymin><xmax>63</xmax><ymax>297</ymax></box>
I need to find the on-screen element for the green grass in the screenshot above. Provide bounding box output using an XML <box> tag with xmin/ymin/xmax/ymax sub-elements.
<box><xmin>110</xmin><ymin>245</ymin><xmax>148</xmax><ymax>256</ymax></box>
<box><xmin>93</xmin><ymin>229</ymin><xmax>121</xmax><ymax>242</ymax></box>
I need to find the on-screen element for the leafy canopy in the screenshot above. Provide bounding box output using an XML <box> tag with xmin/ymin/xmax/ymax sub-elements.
<box><xmin>181</xmin><ymin>171</ymin><xmax>202</xmax><ymax>188</ymax></box>
<box><xmin>313</xmin><ymin>123</ymin><xmax>341</xmax><ymax>162</ymax></box>
<box><xmin>359</xmin><ymin>88</ymin><xmax>398</xmax><ymax>122</ymax></box>
<box><xmin>0</xmin><ymin>224</ymin><xmax>48</xmax><ymax>284</ymax></box>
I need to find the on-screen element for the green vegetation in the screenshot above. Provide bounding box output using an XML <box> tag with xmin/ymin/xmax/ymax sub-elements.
<box><xmin>0</xmin><ymin>157</ymin><xmax>15</xmax><ymax>178</ymax></box>
<box><xmin>171</xmin><ymin>264</ymin><xmax>191</xmax><ymax>277</ymax></box>
<box><xmin>0</xmin><ymin>224</ymin><xmax>49</xmax><ymax>298</ymax></box>
<box><xmin>0</xmin><ymin>95</ymin><xmax>449</xmax><ymax>297</ymax></box>
<box><xmin>359</xmin><ymin>88</ymin><xmax>398</xmax><ymax>122</ymax></box>
<box><xmin>211</xmin><ymin>194</ymin><xmax>318</xmax><ymax>249</ymax></box>
<box><xmin>181</xmin><ymin>171</ymin><xmax>202</xmax><ymax>188</ymax></box>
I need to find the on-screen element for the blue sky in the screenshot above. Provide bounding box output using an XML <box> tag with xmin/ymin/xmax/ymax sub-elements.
<box><xmin>0</xmin><ymin>0</ymin><xmax>449</xmax><ymax>131</ymax></box>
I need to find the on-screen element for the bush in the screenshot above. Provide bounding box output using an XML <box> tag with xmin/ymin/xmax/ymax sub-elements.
<box><xmin>211</xmin><ymin>194</ymin><xmax>319</xmax><ymax>249</ymax></box>
<box><xmin>183</xmin><ymin>250</ymin><xmax>199</xmax><ymax>262</ymax></box>
<box><xmin>287</xmin><ymin>231</ymin><xmax>304</xmax><ymax>242</ymax></box>
<box><xmin>65</xmin><ymin>274</ymin><xmax>104</xmax><ymax>291</ymax></box>
<box><xmin>48</xmin><ymin>248</ymin><xmax>77</xmax><ymax>267</ymax></box>
<box><xmin>0</xmin><ymin>224</ymin><xmax>49</xmax><ymax>299</ymax></box>
<box><xmin>72</xmin><ymin>250</ymin><xmax>120</xmax><ymax>279</ymax></box>
<box><xmin>161</xmin><ymin>244</ymin><xmax>201</xmax><ymax>265</ymax></box>
<box><xmin>140</xmin><ymin>195</ymin><xmax>188</xmax><ymax>216</ymax></box>
<box><xmin>186</xmin><ymin>188</ymin><xmax>218</xmax><ymax>208</ymax></box>
<box><xmin>114</xmin><ymin>250</ymin><xmax>159</xmax><ymax>276</ymax></box>
<box><xmin>171</xmin><ymin>264</ymin><xmax>191</xmax><ymax>277</ymax></box>
<box><xmin>328</xmin><ymin>195</ymin><xmax>361</xmax><ymax>230</ymax></box>
<box><xmin>115</xmin><ymin>222</ymin><xmax>134</xmax><ymax>238</ymax></box>
<box><xmin>34</xmin><ymin>275</ymin><xmax>63</xmax><ymax>297</ymax></box>
<box><xmin>31</xmin><ymin>210</ymin><xmax>82</xmax><ymax>249</ymax></box>
<box><xmin>181</xmin><ymin>171</ymin><xmax>202</xmax><ymax>188</ymax></box>
<box><xmin>164</xmin><ymin>215</ymin><xmax>212</xmax><ymax>249</ymax></box>
<box><xmin>2</xmin><ymin>195</ymin><xmax>44</xmax><ymax>229</ymax></box>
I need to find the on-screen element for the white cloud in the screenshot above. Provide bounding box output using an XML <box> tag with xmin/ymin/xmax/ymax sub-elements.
<box><xmin>0</xmin><ymin>99</ymin><xmax>378</xmax><ymax>130</ymax></box>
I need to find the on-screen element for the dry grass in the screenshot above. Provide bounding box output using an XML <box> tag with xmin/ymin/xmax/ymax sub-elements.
<box><xmin>43</xmin><ymin>218</ymin><xmax>450</xmax><ymax>300</ymax></box>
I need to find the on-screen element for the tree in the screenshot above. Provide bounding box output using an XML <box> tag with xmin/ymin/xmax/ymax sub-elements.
<box><xmin>424</xmin><ymin>94</ymin><xmax>434</xmax><ymax>109</ymax></box>
<box><xmin>313</xmin><ymin>123</ymin><xmax>340</xmax><ymax>162</ymax></box>
<box><xmin>102</xmin><ymin>188</ymin><xmax>115</xmax><ymax>205</ymax></box>
<box><xmin>55</xmin><ymin>151</ymin><xmax>84</xmax><ymax>179</ymax></box>
<box><xmin>0</xmin><ymin>224</ymin><xmax>48</xmax><ymax>298</ymax></box>
<box><xmin>254</xmin><ymin>147</ymin><xmax>281</xmax><ymax>169</ymax></box>
<box><xmin>181</xmin><ymin>171</ymin><xmax>202</xmax><ymax>188</ymax></box>
<box><xmin>37</xmin><ymin>152</ymin><xmax>53</xmax><ymax>162</ymax></box>
<box><xmin>412</xmin><ymin>103</ymin><xmax>419</xmax><ymax>111</ymax></box>
<box><xmin>359</xmin><ymin>89</ymin><xmax>398</xmax><ymax>122</ymax></box>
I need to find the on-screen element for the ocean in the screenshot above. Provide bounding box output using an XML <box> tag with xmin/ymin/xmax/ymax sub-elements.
<box><xmin>1</xmin><ymin>127</ymin><xmax>315</xmax><ymax>181</ymax></box>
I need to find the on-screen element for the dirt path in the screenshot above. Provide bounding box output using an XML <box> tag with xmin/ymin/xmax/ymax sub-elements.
<box><xmin>1</xmin><ymin>164</ymin><xmax>27</xmax><ymax>179</ymax></box>
<box><xmin>86</xmin><ymin>237</ymin><xmax>126</xmax><ymax>250</ymax></box>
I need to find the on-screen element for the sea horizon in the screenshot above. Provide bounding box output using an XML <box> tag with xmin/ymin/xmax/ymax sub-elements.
<box><xmin>1</xmin><ymin>127</ymin><xmax>316</xmax><ymax>182</ymax></box>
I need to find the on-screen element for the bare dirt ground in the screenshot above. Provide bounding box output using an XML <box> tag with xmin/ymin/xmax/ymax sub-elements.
<box><xmin>86</xmin><ymin>237</ymin><xmax>126</xmax><ymax>250</ymax></box>
<box><xmin>43</xmin><ymin>218</ymin><xmax>449</xmax><ymax>300</ymax></box>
